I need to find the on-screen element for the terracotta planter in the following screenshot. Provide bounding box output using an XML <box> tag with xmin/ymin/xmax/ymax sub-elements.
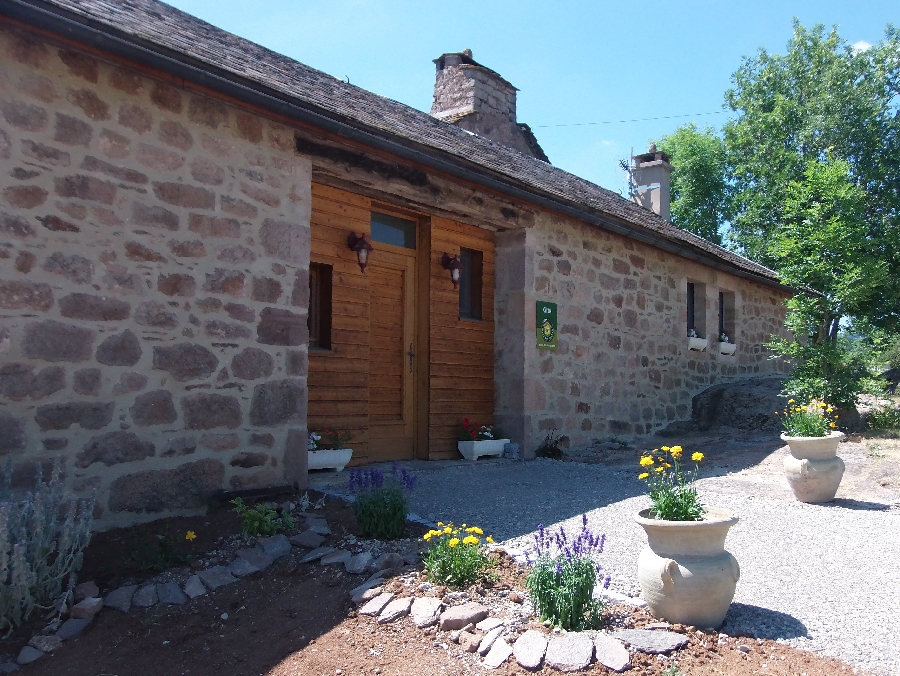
<box><xmin>457</xmin><ymin>438</ymin><xmax>510</xmax><ymax>461</ymax></box>
<box><xmin>781</xmin><ymin>431</ymin><xmax>845</xmax><ymax>502</ymax></box>
<box><xmin>307</xmin><ymin>448</ymin><xmax>353</xmax><ymax>471</ymax></box>
<box><xmin>718</xmin><ymin>341</ymin><xmax>736</xmax><ymax>355</ymax></box>
<box><xmin>687</xmin><ymin>337</ymin><xmax>708</xmax><ymax>351</ymax></box>
<box><xmin>635</xmin><ymin>507</ymin><xmax>740</xmax><ymax>628</ymax></box>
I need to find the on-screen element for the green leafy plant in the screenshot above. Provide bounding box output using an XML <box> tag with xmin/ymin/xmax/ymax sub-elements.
<box><xmin>308</xmin><ymin>429</ymin><xmax>353</xmax><ymax>450</ymax></box>
<box><xmin>535</xmin><ymin>429</ymin><xmax>564</xmax><ymax>459</ymax></box>
<box><xmin>127</xmin><ymin>527</ymin><xmax>191</xmax><ymax>572</ymax></box>
<box><xmin>525</xmin><ymin>515</ymin><xmax>610</xmax><ymax>631</ymax></box>
<box><xmin>866</xmin><ymin>442</ymin><xmax>886</xmax><ymax>459</ymax></box>
<box><xmin>230</xmin><ymin>498</ymin><xmax>294</xmax><ymax>536</ymax></box>
<box><xmin>777</xmin><ymin>399</ymin><xmax>838</xmax><ymax>437</ymax></box>
<box><xmin>1</xmin><ymin>459</ymin><xmax>94</xmax><ymax>637</ymax></box>
<box><xmin>347</xmin><ymin>464</ymin><xmax>417</xmax><ymax>540</ymax></box>
<box><xmin>868</xmin><ymin>405</ymin><xmax>900</xmax><ymax>431</ymax></box>
<box><xmin>638</xmin><ymin>446</ymin><xmax>705</xmax><ymax>521</ymax></box>
<box><xmin>423</xmin><ymin>521</ymin><xmax>495</xmax><ymax>588</ymax></box>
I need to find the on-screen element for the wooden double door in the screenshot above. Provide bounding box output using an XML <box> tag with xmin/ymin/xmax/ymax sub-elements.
<box><xmin>367</xmin><ymin>241</ymin><xmax>419</xmax><ymax>461</ymax></box>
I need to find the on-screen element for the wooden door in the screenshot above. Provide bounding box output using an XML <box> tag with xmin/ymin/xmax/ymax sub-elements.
<box><xmin>367</xmin><ymin>244</ymin><xmax>418</xmax><ymax>460</ymax></box>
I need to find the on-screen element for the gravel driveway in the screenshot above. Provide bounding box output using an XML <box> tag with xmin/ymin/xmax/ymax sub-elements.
<box><xmin>309</xmin><ymin>434</ymin><xmax>900</xmax><ymax>675</ymax></box>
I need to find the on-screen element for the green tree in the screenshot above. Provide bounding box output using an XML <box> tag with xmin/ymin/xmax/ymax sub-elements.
<box><xmin>723</xmin><ymin>22</ymin><xmax>900</xmax><ymax>328</ymax></box>
<box><xmin>654</xmin><ymin>124</ymin><xmax>728</xmax><ymax>245</ymax></box>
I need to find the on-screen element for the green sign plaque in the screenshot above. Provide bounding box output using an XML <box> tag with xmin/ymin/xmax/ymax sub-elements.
<box><xmin>536</xmin><ymin>301</ymin><xmax>557</xmax><ymax>349</ymax></box>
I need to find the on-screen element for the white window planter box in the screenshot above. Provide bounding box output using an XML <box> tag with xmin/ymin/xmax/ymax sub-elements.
<box><xmin>308</xmin><ymin>448</ymin><xmax>353</xmax><ymax>471</ymax></box>
<box><xmin>457</xmin><ymin>439</ymin><xmax>511</xmax><ymax>461</ymax></box>
<box><xmin>719</xmin><ymin>341</ymin><xmax>737</xmax><ymax>355</ymax></box>
<box><xmin>687</xmin><ymin>337</ymin><xmax>708</xmax><ymax>351</ymax></box>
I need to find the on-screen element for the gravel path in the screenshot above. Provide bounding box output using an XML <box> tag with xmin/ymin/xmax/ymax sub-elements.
<box><xmin>312</xmin><ymin>444</ymin><xmax>900</xmax><ymax>676</ymax></box>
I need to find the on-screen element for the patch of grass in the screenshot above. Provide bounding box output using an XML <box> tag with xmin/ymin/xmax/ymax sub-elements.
<box><xmin>866</xmin><ymin>442</ymin><xmax>886</xmax><ymax>459</ymax></box>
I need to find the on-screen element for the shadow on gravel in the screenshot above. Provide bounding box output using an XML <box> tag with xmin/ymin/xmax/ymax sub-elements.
<box><xmin>821</xmin><ymin>498</ymin><xmax>892</xmax><ymax>511</ymax></box>
<box><xmin>722</xmin><ymin>603</ymin><xmax>808</xmax><ymax>640</ymax></box>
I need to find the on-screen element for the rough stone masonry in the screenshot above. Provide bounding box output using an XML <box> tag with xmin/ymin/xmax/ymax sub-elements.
<box><xmin>0</xmin><ymin>23</ymin><xmax>312</xmax><ymax>527</ymax></box>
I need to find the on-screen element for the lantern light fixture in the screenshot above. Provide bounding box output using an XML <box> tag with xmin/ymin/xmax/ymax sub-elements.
<box><xmin>347</xmin><ymin>233</ymin><xmax>374</xmax><ymax>272</ymax></box>
<box><xmin>441</xmin><ymin>252</ymin><xmax>463</xmax><ymax>289</ymax></box>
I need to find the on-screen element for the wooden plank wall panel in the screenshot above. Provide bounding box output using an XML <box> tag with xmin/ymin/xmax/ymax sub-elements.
<box><xmin>429</xmin><ymin>217</ymin><xmax>495</xmax><ymax>459</ymax></box>
<box><xmin>308</xmin><ymin>183</ymin><xmax>372</xmax><ymax>463</ymax></box>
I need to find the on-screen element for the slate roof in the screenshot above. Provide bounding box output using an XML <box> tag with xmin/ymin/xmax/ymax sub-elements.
<box><xmin>10</xmin><ymin>0</ymin><xmax>781</xmax><ymax>285</ymax></box>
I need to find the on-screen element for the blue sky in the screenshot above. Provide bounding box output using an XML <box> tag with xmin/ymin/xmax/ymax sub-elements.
<box><xmin>167</xmin><ymin>0</ymin><xmax>895</xmax><ymax>194</ymax></box>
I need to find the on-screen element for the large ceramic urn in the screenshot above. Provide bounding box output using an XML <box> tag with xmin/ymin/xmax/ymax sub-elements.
<box><xmin>635</xmin><ymin>507</ymin><xmax>740</xmax><ymax>629</ymax></box>
<box><xmin>781</xmin><ymin>431</ymin><xmax>845</xmax><ymax>503</ymax></box>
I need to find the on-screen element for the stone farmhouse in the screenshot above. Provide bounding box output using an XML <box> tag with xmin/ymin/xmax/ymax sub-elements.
<box><xmin>0</xmin><ymin>0</ymin><xmax>791</xmax><ymax>526</ymax></box>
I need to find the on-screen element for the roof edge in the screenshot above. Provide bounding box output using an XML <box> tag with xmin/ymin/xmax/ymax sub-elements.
<box><xmin>1</xmin><ymin>0</ymin><xmax>789</xmax><ymax>292</ymax></box>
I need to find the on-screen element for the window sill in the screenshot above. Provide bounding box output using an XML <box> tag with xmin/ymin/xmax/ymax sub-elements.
<box><xmin>309</xmin><ymin>346</ymin><xmax>334</xmax><ymax>355</ymax></box>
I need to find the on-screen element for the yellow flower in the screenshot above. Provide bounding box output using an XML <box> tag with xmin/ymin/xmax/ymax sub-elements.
<box><xmin>185</xmin><ymin>531</ymin><xmax>196</xmax><ymax>541</ymax></box>
<box><xmin>827</xmin><ymin>406</ymin><xmax>834</xmax><ymax>412</ymax></box>
<box><xmin>654</xmin><ymin>466</ymin><xmax>665</xmax><ymax>473</ymax></box>
<box><xmin>448</xmin><ymin>538</ymin><xmax>460</xmax><ymax>548</ymax></box>
<box><xmin>486</xmin><ymin>536</ymin><xmax>494</xmax><ymax>544</ymax></box>
<box><xmin>466</xmin><ymin>526</ymin><xmax>483</xmax><ymax>535</ymax></box>
<box><xmin>664</xmin><ymin>462</ymin><xmax>672</xmax><ymax>468</ymax></box>
<box><xmin>638</xmin><ymin>472</ymin><xmax>649</xmax><ymax>480</ymax></box>
<box><xmin>830</xmin><ymin>422</ymin><xmax>837</xmax><ymax>428</ymax></box>
<box><xmin>437</xmin><ymin>521</ymin><xmax>445</xmax><ymax>527</ymax></box>
<box><xmin>692</xmin><ymin>452</ymin><xmax>704</xmax><ymax>462</ymax></box>
<box><xmin>661</xmin><ymin>446</ymin><xmax>670</xmax><ymax>452</ymax></box>
<box><xmin>670</xmin><ymin>446</ymin><xmax>683</xmax><ymax>458</ymax></box>
<box><xmin>461</xmin><ymin>524</ymin><xmax>466</xmax><ymax>529</ymax></box>
<box><xmin>639</xmin><ymin>456</ymin><xmax>654</xmax><ymax>467</ymax></box>
<box><xmin>788</xmin><ymin>399</ymin><xmax>795</xmax><ymax>403</ymax></box>
<box><xmin>443</xmin><ymin>526</ymin><xmax>453</xmax><ymax>534</ymax></box>
<box><xmin>462</xmin><ymin>535</ymin><xmax>479</xmax><ymax>546</ymax></box>
<box><xmin>423</xmin><ymin>532</ymin><xmax>432</xmax><ymax>541</ymax></box>
<box><xmin>818</xmin><ymin>402</ymin><xmax>826</xmax><ymax>408</ymax></box>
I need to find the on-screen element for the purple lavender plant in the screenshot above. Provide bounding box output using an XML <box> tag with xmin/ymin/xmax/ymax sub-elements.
<box><xmin>347</xmin><ymin>463</ymin><xmax>417</xmax><ymax>540</ymax></box>
<box><xmin>525</xmin><ymin>514</ymin><xmax>611</xmax><ymax>631</ymax></box>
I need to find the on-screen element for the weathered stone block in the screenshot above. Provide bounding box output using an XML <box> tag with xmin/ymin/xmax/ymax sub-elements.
<box><xmin>43</xmin><ymin>252</ymin><xmax>93</xmax><ymax>284</ymax></box>
<box><xmin>168</xmin><ymin>239</ymin><xmax>206</xmax><ymax>257</ymax></box>
<box><xmin>190</xmin><ymin>157</ymin><xmax>225</xmax><ymax>185</ymax></box>
<box><xmin>37</xmin><ymin>214</ymin><xmax>78</xmax><ymax>232</ymax></box>
<box><xmin>135</xmin><ymin>143</ymin><xmax>184</xmax><ymax>170</ymax></box>
<box><xmin>158</xmin><ymin>120</ymin><xmax>193</xmax><ymax>150</ymax></box>
<box><xmin>189</xmin><ymin>214</ymin><xmax>240</xmax><ymax>238</ymax></box>
<box><xmin>135</xmin><ymin>301</ymin><xmax>179</xmax><ymax>328</ymax></box>
<box><xmin>0</xmin><ymin>363</ymin><xmax>65</xmax><ymax>400</ymax></box>
<box><xmin>54</xmin><ymin>175</ymin><xmax>116</xmax><ymax>204</ymax></box>
<box><xmin>98</xmin><ymin>129</ymin><xmax>130</xmax><ymax>158</ymax></box>
<box><xmin>24</xmin><ymin>320</ymin><xmax>94</xmax><ymax>362</ymax></box>
<box><xmin>124</xmin><ymin>241</ymin><xmax>166</xmax><ymax>262</ymax></box>
<box><xmin>257</xmin><ymin>307</ymin><xmax>306</xmax><ymax>346</ymax></box>
<box><xmin>260</xmin><ymin>218</ymin><xmax>308</xmax><ymax>263</ymax></box>
<box><xmin>0</xmin><ymin>280</ymin><xmax>53</xmax><ymax>311</ymax></box>
<box><xmin>152</xmin><ymin>343</ymin><xmax>218</xmax><ymax>381</ymax></box>
<box><xmin>199</xmin><ymin>433</ymin><xmax>239</xmax><ymax>451</ymax></box>
<box><xmin>153</xmin><ymin>182</ymin><xmax>215</xmax><ymax>209</ymax></box>
<box><xmin>224</xmin><ymin>303</ymin><xmax>255</xmax><ymax>322</ymax></box>
<box><xmin>73</xmin><ymin>367</ymin><xmax>101</xmax><ymax>395</ymax></box>
<box><xmin>81</xmin><ymin>155</ymin><xmax>147</xmax><ymax>183</ymax></box>
<box><xmin>118</xmin><ymin>102</ymin><xmax>152</xmax><ymax>132</ymax></box>
<box><xmin>95</xmin><ymin>329</ymin><xmax>141</xmax><ymax>366</ymax></box>
<box><xmin>221</xmin><ymin>195</ymin><xmax>257</xmax><ymax>218</ymax></box>
<box><xmin>59</xmin><ymin>293</ymin><xmax>130</xmax><ymax>320</ymax></box>
<box><xmin>157</xmin><ymin>274</ymin><xmax>196</xmax><ymax>297</ymax></box>
<box><xmin>204</xmin><ymin>320</ymin><xmax>250</xmax><ymax>339</ymax></box>
<box><xmin>1</xmin><ymin>100</ymin><xmax>48</xmax><ymax>132</ymax></box>
<box><xmin>3</xmin><ymin>184</ymin><xmax>48</xmax><ymax>208</ymax></box>
<box><xmin>150</xmin><ymin>83</ymin><xmax>182</xmax><ymax>113</ymax></box>
<box><xmin>130</xmin><ymin>390</ymin><xmax>178</xmax><ymax>427</ymax></box>
<box><xmin>112</xmin><ymin>371</ymin><xmax>148</xmax><ymax>395</ymax></box>
<box><xmin>252</xmin><ymin>276</ymin><xmax>282</xmax><ymax>302</ymax></box>
<box><xmin>108</xmin><ymin>458</ymin><xmax>224</xmax><ymax>513</ymax></box>
<box><xmin>182</xmin><ymin>393</ymin><xmax>242</xmax><ymax>429</ymax></box>
<box><xmin>0</xmin><ymin>211</ymin><xmax>35</xmax><ymax>238</ymax></box>
<box><xmin>286</xmin><ymin>350</ymin><xmax>307</xmax><ymax>376</ymax></box>
<box><xmin>203</xmin><ymin>268</ymin><xmax>245</xmax><ymax>296</ymax></box>
<box><xmin>36</xmin><ymin>401</ymin><xmax>113</xmax><ymax>431</ymax></box>
<box><xmin>58</xmin><ymin>49</ymin><xmax>99</xmax><ymax>82</ymax></box>
<box><xmin>250</xmin><ymin>432</ymin><xmax>274</xmax><ymax>448</ymax></box>
<box><xmin>0</xmin><ymin>412</ymin><xmax>26</xmax><ymax>454</ymax></box>
<box><xmin>231</xmin><ymin>348</ymin><xmax>274</xmax><ymax>380</ymax></box>
<box><xmin>250</xmin><ymin>379</ymin><xmax>305</xmax><ymax>426</ymax></box>
<box><xmin>132</xmin><ymin>201</ymin><xmax>179</xmax><ymax>230</ymax></box>
<box><xmin>217</xmin><ymin>245</ymin><xmax>256</xmax><ymax>264</ymax></box>
<box><xmin>188</xmin><ymin>96</ymin><xmax>228</xmax><ymax>128</ymax></box>
<box><xmin>78</xmin><ymin>431</ymin><xmax>155</xmax><ymax>468</ymax></box>
<box><xmin>230</xmin><ymin>452</ymin><xmax>268</xmax><ymax>468</ymax></box>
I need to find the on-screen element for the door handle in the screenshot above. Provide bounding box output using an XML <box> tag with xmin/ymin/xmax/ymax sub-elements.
<box><xmin>407</xmin><ymin>343</ymin><xmax>415</xmax><ymax>373</ymax></box>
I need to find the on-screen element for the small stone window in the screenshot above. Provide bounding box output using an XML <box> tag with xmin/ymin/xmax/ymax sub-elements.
<box><xmin>686</xmin><ymin>281</ymin><xmax>707</xmax><ymax>337</ymax></box>
<box><xmin>718</xmin><ymin>291</ymin><xmax>736</xmax><ymax>341</ymax></box>
<box><xmin>459</xmin><ymin>248</ymin><xmax>483</xmax><ymax>321</ymax></box>
<box><xmin>308</xmin><ymin>263</ymin><xmax>332</xmax><ymax>349</ymax></box>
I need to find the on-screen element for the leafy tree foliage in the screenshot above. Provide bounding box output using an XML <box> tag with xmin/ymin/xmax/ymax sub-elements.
<box><xmin>655</xmin><ymin>124</ymin><xmax>728</xmax><ymax>245</ymax></box>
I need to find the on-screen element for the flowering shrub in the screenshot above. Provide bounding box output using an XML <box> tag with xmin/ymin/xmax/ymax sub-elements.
<box><xmin>308</xmin><ymin>429</ymin><xmax>352</xmax><ymax>451</ymax></box>
<box><xmin>1</xmin><ymin>460</ymin><xmax>93</xmax><ymax>637</ymax></box>
<box><xmin>777</xmin><ymin>399</ymin><xmax>838</xmax><ymax>437</ymax></box>
<box><xmin>348</xmin><ymin>463</ymin><xmax>417</xmax><ymax>540</ymax></box>
<box><xmin>525</xmin><ymin>514</ymin><xmax>610</xmax><ymax>631</ymax></box>
<box><xmin>719</xmin><ymin>332</ymin><xmax>730</xmax><ymax>343</ymax></box>
<box><xmin>458</xmin><ymin>417</ymin><xmax>500</xmax><ymax>441</ymax></box>
<box><xmin>423</xmin><ymin>521</ymin><xmax>494</xmax><ymax>588</ymax></box>
<box><xmin>638</xmin><ymin>445</ymin><xmax>705</xmax><ymax>521</ymax></box>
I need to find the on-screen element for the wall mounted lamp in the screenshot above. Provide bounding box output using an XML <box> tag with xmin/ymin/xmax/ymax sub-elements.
<box><xmin>347</xmin><ymin>233</ymin><xmax>374</xmax><ymax>272</ymax></box>
<box><xmin>441</xmin><ymin>253</ymin><xmax>463</xmax><ymax>289</ymax></box>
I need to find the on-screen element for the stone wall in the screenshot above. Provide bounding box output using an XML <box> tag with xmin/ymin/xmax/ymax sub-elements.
<box><xmin>495</xmin><ymin>212</ymin><xmax>791</xmax><ymax>456</ymax></box>
<box><xmin>0</xmin><ymin>24</ymin><xmax>312</xmax><ymax>527</ymax></box>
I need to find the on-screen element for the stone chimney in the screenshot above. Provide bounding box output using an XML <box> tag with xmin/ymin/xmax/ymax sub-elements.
<box><xmin>630</xmin><ymin>144</ymin><xmax>672</xmax><ymax>220</ymax></box>
<box><xmin>430</xmin><ymin>50</ymin><xmax>549</xmax><ymax>162</ymax></box>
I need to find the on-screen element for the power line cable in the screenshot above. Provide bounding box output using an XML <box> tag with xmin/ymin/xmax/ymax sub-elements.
<box><xmin>535</xmin><ymin>110</ymin><xmax>727</xmax><ymax>128</ymax></box>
